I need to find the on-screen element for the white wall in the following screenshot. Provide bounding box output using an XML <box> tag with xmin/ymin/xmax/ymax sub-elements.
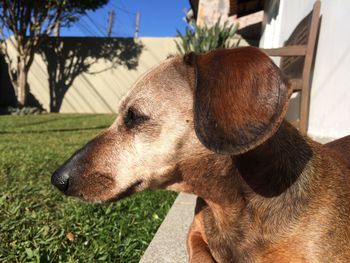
<box><xmin>5</xmin><ymin>37</ymin><xmax>179</xmax><ymax>113</ymax></box>
<box><xmin>260</xmin><ymin>0</ymin><xmax>350</xmax><ymax>139</ymax></box>
<box><xmin>32</xmin><ymin>37</ymin><xmax>179</xmax><ymax>114</ymax></box>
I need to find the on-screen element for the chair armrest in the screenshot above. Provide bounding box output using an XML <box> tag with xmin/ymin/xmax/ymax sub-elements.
<box><xmin>261</xmin><ymin>45</ymin><xmax>307</xmax><ymax>56</ymax></box>
<box><xmin>290</xmin><ymin>78</ymin><xmax>303</xmax><ymax>91</ymax></box>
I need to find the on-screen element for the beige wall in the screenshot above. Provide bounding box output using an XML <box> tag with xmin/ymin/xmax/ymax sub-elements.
<box><xmin>17</xmin><ymin>37</ymin><xmax>178</xmax><ymax>113</ymax></box>
<box><xmin>260</xmin><ymin>0</ymin><xmax>350</xmax><ymax>139</ymax></box>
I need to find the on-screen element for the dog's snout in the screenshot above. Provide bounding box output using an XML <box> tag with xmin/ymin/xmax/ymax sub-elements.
<box><xmin>51</xmin><ymin>147</ymin><xmax>85</xmax><ymax>193</ymax></box>
<box><xmin>51</xmin><ymin>167</ymin><xmax>70</xmax><ymax>193</ymax></box>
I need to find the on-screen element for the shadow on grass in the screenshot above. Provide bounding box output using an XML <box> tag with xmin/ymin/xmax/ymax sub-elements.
<box><xmin>15</xmin><ymin>114</ymin><xmax>113</xmax><ymax>127</ymax></box>
<box><xmin>0</xmin><ymin>125</ymin><xmax>108</xmax><ymax>134</ymax></box>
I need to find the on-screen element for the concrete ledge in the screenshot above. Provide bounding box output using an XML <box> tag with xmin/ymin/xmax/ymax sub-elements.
<box><xmin>140</xmin><ymin>193</ymin><xmax>196</xmax><ymax>263</ymax></box>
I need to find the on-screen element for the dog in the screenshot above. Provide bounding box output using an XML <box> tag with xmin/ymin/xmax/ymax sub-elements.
<box><xmin>52</xmin><ymin>47</ymin><xmax>350</xmax><ymax>262</ymax></box>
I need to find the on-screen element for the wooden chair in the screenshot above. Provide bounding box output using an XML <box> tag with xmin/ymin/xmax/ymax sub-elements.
<box><xmin>262</xmin><ymin>0</ymin><xmax>321</xmax><ymax>135</ymax></box>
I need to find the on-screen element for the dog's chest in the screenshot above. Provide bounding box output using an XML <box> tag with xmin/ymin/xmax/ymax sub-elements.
<box><xmin>201</xmin><ymin>205</ymin><xmax>259</xmax><ymax>263</ymax></box>
<box><xmin>201</xmin><ymin>205</ymin><xmax>309</xmax><ymax>263</ymax></box>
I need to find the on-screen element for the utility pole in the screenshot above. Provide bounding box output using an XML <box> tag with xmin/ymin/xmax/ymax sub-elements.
<box><xmin>107</xmin><ymin>9</ymin><xmax>115</xmax><ymax>37</ymax></box>
<box><xmin>134</xmin><ymin>11</ymin><xmax>140</xmax><ymax>38</ymax></box>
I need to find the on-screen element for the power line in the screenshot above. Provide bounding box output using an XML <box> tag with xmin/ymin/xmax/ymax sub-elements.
<box><xmin>119</xmin><ymin>0</ymin><xmax>128</xmax><ymax>10</ymax></box>
<box><xmin>82</xmin><ymin>19</ymin><xmax>101</xmax><ymax>36</ymax></box>
<box><xmin>85</xmin><ymin>13</ymin><xmax>106</xmax><ymax>36</ymax></box>
<box><xmin>78</xmin><ymin>23</ymin><xmax>92</xmax><ymax>36</ymax></box>
<box><xmin>112</xmin><ymin>1</ymin><xmax>136</xmax><ymax>16</ymax></box>
<box><xmin>74</xmin><ymin>2</ymin><xmax>138</xmax><ymax>38</ymax></box>
<box><xmin>113</xmin><ymin>13</ymin><xmax>135</xmax><ymax>36</ymax></box>
<box><xmin>76</xmin><ymin>22</ymin><xmax>96</xmax><ymax>36</ymax></box>
<box><xmin>110</xmin><ymin>1</ymin><xmax>136</xmax><ymax>25</ymax></box>
<box><xmin>109</xmin><ymin>1</ymin><xmax>141</xmax><ymax>37</ymax></box>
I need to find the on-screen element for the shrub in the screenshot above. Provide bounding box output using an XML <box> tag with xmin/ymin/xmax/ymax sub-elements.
<box><xmin>176</xmin><ymin>19</ymin><xmax>240</xmax><ymax>54</ymax></box>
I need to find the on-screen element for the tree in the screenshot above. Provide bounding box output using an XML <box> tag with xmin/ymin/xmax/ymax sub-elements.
<box><xmin>0</xmin><ymin>0</ymin><xmax>108</xmax><ymax>107</ymax></box>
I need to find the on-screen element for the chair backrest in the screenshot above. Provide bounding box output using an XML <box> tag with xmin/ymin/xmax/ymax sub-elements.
<box><xmin>262</xmin><ymin>0</ymin><xmax>321</xmax><ymax>134</ymax></box>
<box><xmin>298</xmin><ymin>0</ymin><xmax>321</xmax><ymax>134</ymax></box>
<box><xmin>280</xmin><ymin>10</ymin><xmax>314</xmax><ymax>77</ymax></box>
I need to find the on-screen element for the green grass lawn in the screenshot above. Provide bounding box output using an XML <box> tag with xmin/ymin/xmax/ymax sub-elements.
<box><xmin>0</xmin><ymin>114</ymin><xmax>177</xmax><ymax>262</ymax></box>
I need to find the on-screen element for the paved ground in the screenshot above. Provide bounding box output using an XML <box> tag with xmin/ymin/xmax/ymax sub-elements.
<box><xmin>140</xmin><ymin>193</ymin><xmax>197</xmax><ymax>263</ymax></box>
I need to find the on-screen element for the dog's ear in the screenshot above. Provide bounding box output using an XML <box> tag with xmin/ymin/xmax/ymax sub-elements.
<box><xmin>184</xmin><ymin>47</ymin><xmax>292</xmax><ymax>155</ymax></box>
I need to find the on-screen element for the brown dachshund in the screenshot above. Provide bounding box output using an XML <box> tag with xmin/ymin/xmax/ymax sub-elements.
<box><xmin>52</xmin><ymin>47</ymin><xmax>350</xmax><ymax>262</ymax></box>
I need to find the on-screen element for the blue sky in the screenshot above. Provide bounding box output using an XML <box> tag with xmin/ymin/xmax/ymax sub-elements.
<box><xmin>62</xmin><ymin>0</ymin><xmax>191</xmax><ymax>37</ymax></box>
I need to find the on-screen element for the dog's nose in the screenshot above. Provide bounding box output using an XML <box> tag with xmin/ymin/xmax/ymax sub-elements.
<box><xmin>51</xmin><ymin>167</ymin><xmax>70</xmax><ymax>193</ymax></box>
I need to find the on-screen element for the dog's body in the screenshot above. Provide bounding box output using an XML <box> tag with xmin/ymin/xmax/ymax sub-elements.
<box><xmin>52</xmin><ymin>47</ymin><xmax>350</xmax><ymax>262</ymax></box>
<box><xmin>186</xmin><ymin>124</ymin><xmax>350</xmax><ymax>262</ymax></box>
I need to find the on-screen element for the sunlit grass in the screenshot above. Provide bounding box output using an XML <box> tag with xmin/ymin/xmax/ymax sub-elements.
<box><xmin>0</xmin><ymin>114</ymin><xmax>177</xmax><ymax>262</ymax></box>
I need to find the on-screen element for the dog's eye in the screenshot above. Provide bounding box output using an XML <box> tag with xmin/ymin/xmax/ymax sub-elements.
<box><xmin>124</xmin><ymin>107</ymin><xmax>148</xmax><ymax>129</ymax></box>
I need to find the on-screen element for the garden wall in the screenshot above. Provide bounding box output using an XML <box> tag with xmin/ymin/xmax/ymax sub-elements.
<box><xmin>4</xmin><ymin>37</ymin><xmax>178</xmax><ymax>113</ymax></box>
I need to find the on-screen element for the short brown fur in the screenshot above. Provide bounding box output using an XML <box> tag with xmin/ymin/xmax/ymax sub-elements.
<box><xmin>52</xmin><ymin>47</ymin><xmax>350</xmax><ymax>263</ymax></box>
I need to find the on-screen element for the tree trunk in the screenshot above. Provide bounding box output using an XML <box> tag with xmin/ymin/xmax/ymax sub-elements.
<box><xmin>17</xmin><ymin>58</ymin><xmax>29</xmax><ymax>107</ymax></box>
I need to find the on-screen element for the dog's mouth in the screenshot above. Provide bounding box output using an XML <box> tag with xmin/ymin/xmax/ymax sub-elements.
<box><xmin>74</xmin><ymin>179</ymin><xmax>144</xmax><ymax>203</ymax></box>
<box><xmin>111</xmin><ymin>180</ymin><xmax>143</xmax><ymax>201</ymax></box>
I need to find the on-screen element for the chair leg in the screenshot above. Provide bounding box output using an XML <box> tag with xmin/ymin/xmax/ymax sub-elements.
<box><xmin>299</xmin><ymin>89</ymin><xmax>309</xmax><ymax>135</ymax></box>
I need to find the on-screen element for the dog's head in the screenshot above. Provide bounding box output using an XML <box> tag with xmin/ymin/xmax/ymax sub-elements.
<box><xmin>51</xmin><ymin>47</ymin><xmax>291</xmax><ymax>202</ymax></box>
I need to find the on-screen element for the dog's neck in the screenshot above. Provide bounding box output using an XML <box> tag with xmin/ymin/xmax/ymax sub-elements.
<box><xmin>236</xmin><ymin>121</ymin><xmax>314</xmax><ymax>199</ymax></box>
<box><xmin>171</xmin><ymin>121</ymin><xmax>316</xmax><ymax>261</ymax></box>
<box><xmin>179</xmin><ymin>121</ymin><xmax>313</xmax><ymax>199</ymax></box>
<box><xmin>175</xmin><ymin>121</ymin><xmax>314</xmax><ymax>224</ymax></box>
